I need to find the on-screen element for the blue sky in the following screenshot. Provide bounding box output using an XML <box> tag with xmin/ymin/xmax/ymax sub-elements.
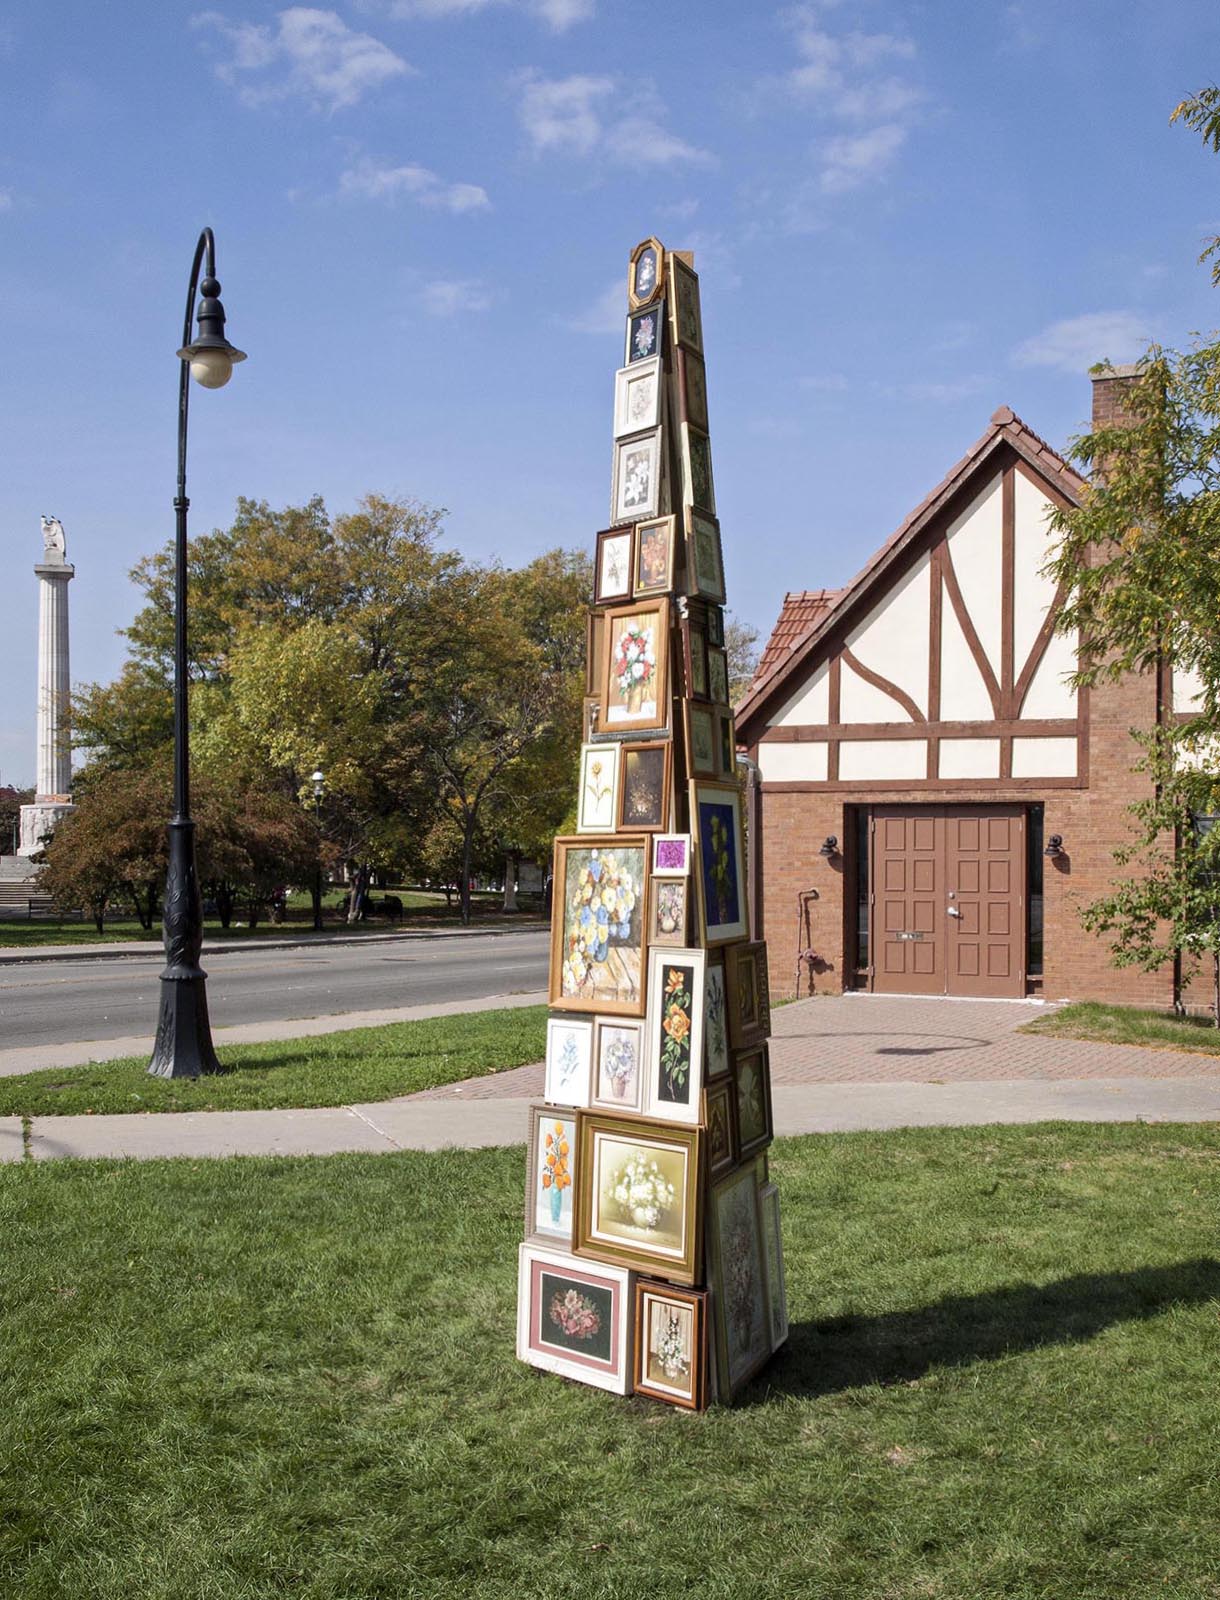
<box><xmin>1</xmin><ymin>0</ymin><xmax>1217</xmax><ymax>785</ymax></box>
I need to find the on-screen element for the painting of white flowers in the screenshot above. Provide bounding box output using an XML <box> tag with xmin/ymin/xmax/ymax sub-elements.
<box><xmin>577</xmin><ymin>742</ymin><xmax>620</xmax><ymax>834</ymax></box>
<box><xmin>575</xmin><ymin>1113</ymin><xmax>702</xmax><ymax>1284</ymax></box>
<box><xmin>600</xmin><ymin>600</ymin><xmax>670</xmax><ymax>733</ymax></box>
<box><xmin>614</xmin><ymin>357</ymin><xmax>662</xmax><ymax>439</ymax></box>
<box><xmin>594</xmin><ymin>528</ymin><xmax>633</xmax><ymax>603</ymax></box>
<box><xmin>634</xmin><ymin>1282</ymin><xmax>709</xmax><ymax>1410</ymax></box>
<box><xmin>544</xmin><ymin>1015</ymin><xmax>593</xmax><ymax>1107</ymax></box>
<box><xmin>549</xmin><ymin>837</ymin><xmax>649</xmax><ymax>1017</ymax></box>
<box><xmin>612</xmin><ymin>428</ymin><xmax>662</xmax><ymax>526</ymax></box>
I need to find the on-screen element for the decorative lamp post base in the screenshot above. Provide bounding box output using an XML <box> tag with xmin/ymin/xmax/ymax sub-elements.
<box><xmin>147</xmin><ymin>973</ymin><xmax>223</xmax><ymax>1079</ymax></box>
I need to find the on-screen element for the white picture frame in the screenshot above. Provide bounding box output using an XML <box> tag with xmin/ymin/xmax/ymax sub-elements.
<box><xmin>577</xmin><ymin>742</ymin><xmax>620</xmax><ymax>833</ymax></box>
<box><xmin>651</xmin><ymin>833</ymin><xmax>691</xmax><ymax>878</ymax></box>
<box><xmin>595</xmin><ymin>528</ymin><xmax>633</xmax><ymax>604</ymax></box>
<box><xmin>642</xmin><ymin>946</ymin><xmax>706</xmax><ymax>1126</ymax></box>
<box><xmin>612</xmin><ymin>428</ymin><xmax>663</xmax><ymax>526</ymax></box>
<box><xmin>591</xmin><ymin>1017</ymin><xmax>646</xmax><ymax>1114</ymax></box>
<box><xmin>544</xmin><ymin>1015</ymin><xmax>594</xmax><ymax>1108</ymax></box>
<box><xmin>516</xmin><ymin>1242</ymin><xmax>633</xmax><ymax>1395</ymax></box>
<box><xmin>614</xmin><ymin>357</ymin><xmax>662</xmax><ymax>438</ymax></box>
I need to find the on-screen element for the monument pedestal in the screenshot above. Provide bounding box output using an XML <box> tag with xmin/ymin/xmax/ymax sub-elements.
<box><xmin>19</xmin><ymin>799</ymin><xmax>75</xmax><ymax>857</ymax></box>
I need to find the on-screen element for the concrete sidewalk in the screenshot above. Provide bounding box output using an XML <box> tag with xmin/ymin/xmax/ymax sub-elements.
<box><xmin>0</xmin><ymin>920</ymin><xmax>545</xmax><ymax>966</ymax></box>
<box><xmin>7</xmin><ymin>1076</ymin><xmax>1219</xmax><ymax>1164</ymax></box>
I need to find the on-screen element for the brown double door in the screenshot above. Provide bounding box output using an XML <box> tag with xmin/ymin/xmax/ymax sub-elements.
<box><xmin>870</xmin><ymin>806</ymin><xmax>1026</xmax><ymax>998</ymax></box>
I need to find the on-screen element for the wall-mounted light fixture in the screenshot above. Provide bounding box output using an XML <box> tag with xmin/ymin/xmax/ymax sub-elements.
<box><xmin>818</xmin><ymin>835</ymin><xmax>839</xmax><ymax>858</ymax></box>
<box><xmin>1044</xmin><ymin>833</ymin><xmax>1065</xmax><ymax>859</ymax></box>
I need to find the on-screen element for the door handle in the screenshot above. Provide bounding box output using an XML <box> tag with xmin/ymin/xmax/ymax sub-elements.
<box><xmin>947</xmin><ymin>907</ymin><xmax>962</xmax><ymax>918</ymax></box>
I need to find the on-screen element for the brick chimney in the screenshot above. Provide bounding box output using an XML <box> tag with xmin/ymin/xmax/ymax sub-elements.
<box><xmin>1091</xmin><ymin>363</ymin><xmax>1142</xmax><ymax>430</ymax></box>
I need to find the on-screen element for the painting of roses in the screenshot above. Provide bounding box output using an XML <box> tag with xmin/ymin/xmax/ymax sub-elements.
<box><xmin>643</xmin><ymin>947</ymin><xmax>705</xmax><ymax>1125</ymax></box>
<box><xmin>600</xmin><ymin>601</ymin><xmax>670</xmax><ymax>733</ymax></box>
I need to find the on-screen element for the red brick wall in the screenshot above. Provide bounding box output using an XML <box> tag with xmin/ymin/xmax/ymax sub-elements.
<box><xmin>753</xmin><ymin>666</ymin><xmax>1173</xmax><ymax>1006</ymax></box>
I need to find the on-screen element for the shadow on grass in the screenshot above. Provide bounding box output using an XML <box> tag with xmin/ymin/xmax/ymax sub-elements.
<box><xmin>744</xmin><ymin>1258</ymin><xmax>1220</xmax><ymax>1403</ymax></box>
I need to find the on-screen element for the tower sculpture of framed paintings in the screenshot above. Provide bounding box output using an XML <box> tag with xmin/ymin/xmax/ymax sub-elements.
<box><xmin>516</xmin><ymin>239</ymin><xmax>786</xmax><ymax>1407</ymax></box>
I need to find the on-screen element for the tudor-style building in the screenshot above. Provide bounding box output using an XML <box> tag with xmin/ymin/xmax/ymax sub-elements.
<box><xmin>737</xmin><ymin>369</ymin><xmax>1203</xmax><ymax>1006</ymax></box>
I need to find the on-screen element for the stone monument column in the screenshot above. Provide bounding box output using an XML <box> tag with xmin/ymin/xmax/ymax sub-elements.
<box><xmin>19</xmin><ymin>516</ymin><xmax>76</xmax><ymax>855</ymax></box>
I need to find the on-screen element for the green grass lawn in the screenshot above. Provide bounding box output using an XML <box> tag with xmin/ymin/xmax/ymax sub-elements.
<box><xmin>2</xmin><ymin>1124</ymin><xmax>1217</xmax><ymax>1598</ymax></box>
<box><xmin>1022</xmin><ymin>1000</ymin><xmax>1220</xmax><ymax>1056</ymax></box>
<box><xmin>0</xmin><ymin>1006</ymin><xmax>547</xmax><ymax>1116</ymax></box>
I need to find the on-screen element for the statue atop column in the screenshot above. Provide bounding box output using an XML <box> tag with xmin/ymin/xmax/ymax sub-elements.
<box><xmin>41</xmin><ymin>515</ymin><xmax>68</xmax><ymax>563</ymax></box>
<box><xmin>19</xmin><ymin>516</ymin><xmax>77</xmax><ymax>856</ymax></box>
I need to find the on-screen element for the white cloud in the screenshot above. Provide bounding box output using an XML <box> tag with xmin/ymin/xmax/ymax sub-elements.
<box><xmin>517</xmin><ymin>71</ymin><xmax>711</xmax><ymax>165</ymax></box>
<box><xmin>1013</xmin><ymin>311</ymin><xmax>1152</xmax><ymax>373</ymax></box>
<box><xmin>422</xmin><ymin>277</ymin><xmax>492</xmax><ymax>315</ymax></box>
<box><xmin>819</xmin><ymin>123</ymin><xmax>906</xmax><ymax>193</ymax></box>
<box><xmin>192</xmin><ymin>8</ymin><xmax>411</xmax><ymax>111</ymax></box>
<box><xmin>339</xmin><ymin>155</ymin><xmax>489</xmax><ymax>211</ymax></box>
<box><xmin>527</xmin><ymin>0</ymin><xmax>594</xmax><ymax>27</ymax></box>
<box><xmin>565</xmin><ymin>280</ymin><xmax>625</xmax><ymax>335</ymax></box>
<box><xmin>798</xmin><ymin>372</ymin><xmax>849</xmax><ymax>391</ymax></box>
<box><xmin>382</xmin><ymin>0</ymin><xmax>592</xmax><ymax>28</ymax></box>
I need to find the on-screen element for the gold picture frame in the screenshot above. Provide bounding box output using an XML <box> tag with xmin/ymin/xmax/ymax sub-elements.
<box><xmin>549</xmin><ymin>835</ymin><xmax>651</xmax><ymax>1017</ymax></box>
<box><xmin>600</xmin><ymin>599</ymin><xmax>671</xmax><ymax>735</ymax></box>
<box><xmin>628</xmin><ymin>236</ymin><xmax>665</xmax><ymax>311</ymax></box>
<box><xmin>574</xmin><ymin>1111</ymin><xmax>704</xmax><ymax>1286</ymax></box>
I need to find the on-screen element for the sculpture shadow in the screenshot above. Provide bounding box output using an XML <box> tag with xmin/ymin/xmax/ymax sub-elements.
<box><xmin>739</xmin><ymin>1258</ymin><xmax>1220</xmax><ymax>1405</ymax></box>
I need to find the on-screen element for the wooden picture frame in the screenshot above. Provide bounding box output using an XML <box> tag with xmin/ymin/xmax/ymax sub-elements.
<box><xmin>707</xmin><ymin>645</ymin><xmax>729</xmax><ymax>706</ymax></box>
<box><xmin>614</xmin><ymin>357</ymin><xmax>662</xmax><ymax>439</ymax></box>
<box><xmin>517</xmin><ymin>1242</ymin><xmax>632</xmax><ymax>1395</ymax></box>
<box><xmin>677</xmin><ymin>347</ymin><xmax>709</xmax><ymax>433</ymax></box>
<box><xmin>680</xmin><ymin>424</ymin><xmax>715</xmax><ymax>515</ymax></box>
<box><xmin>726</xmin><ymin>940</ymin><xmax>771</xmax><ymax>1047</ymax></box>
<box><xmin>703</xmin><ymin>953</ymin><xmax>731</xmax><ymax>1080</ymax></box>
<box><xmin>617</xmin><ymin>740</ymin><xmax>671</xmax><ymax>832</ymax></box>
<box><xmin>683</xmin><ymin>700</ymin><xmax>718</xmax><ymax>779</ymax></box>
<box><xmin>634</xmin><ymin>1280</ymin><xmax>709</xmax><ymax>1409</ymax></box>
<box><xmin>690</xmin><ymin>779</ymin><xmax>749</xmax><ymax>946</ymax></box>
<box><xmin>667</xmin><ymin>253</ymin><xmax>702</xmax><ymax>354</ymax></box>
<box><xmin>708</xmin><ymin>1162</ymin><xmax>770</xmax><ymax>1399</ymax></box>
<box><xmin>685</xmin><ymin>508</ymin><xmax>726</xmax><ymax>605</ymax></box>
<box><xmin>642</xmin><ymin>947</ymin><xmax>706</xmax><ymax>1127</ymax></box>
<box><xmin>703</xmin><ymin>1075</ymin><xmax>738</xmax><ymax>1180</ymax></box>
<box><xmin>626</xmin><ymin>300</ymin><xmax>664</xmax><ymax>365</ymax></box>
<box><xmin>544</xmin><ymin>1014</ymin><xmax>593</xmax><ymax>1108</ymax></box>
<box><xmin>628</xmin><ymin>236</ymin><xmax>664</xmax><ymax>311</ymax></box>
<box><xmin>577</xmin><ymin>741</ymin><xmax>620</xmax><ymax>834</ymax></box>
<box><xmin>633</xmin><ymin>514</ymin><xmax>676</xmax><ymax>598</ymax></box>
<box><xmin>681</xmin><ymin>614</ymin><xmax>710</xmax><ymax>700</ymax></box>
<box><xmin>715</xmin><ymin>706</ymin><xmax>736</xmax><ymax>780</ymax></box>
<box><xmin>760</xmin><ymin>1181</ymin><xmax>789</xmax><ymax>1351</ymax></box>
<box><xmin>550</xmin><ymin>835</ymin><xmax>650</xmax><ymax>1016</ymax></box>
<box><xmin>585</xmin><ymin>609</ymin><xmax>606</xmax><ymax>698</ymax></box>
<box><xmin>574</xmin><ymin>1111</ymin><xmax>704</xmax><ymax>1286</ymax></box>
<box><xmin>648</xmin><ymin>877</ymin><xmax>688</xmax><ymax>947</ymax></box>
<box><xmin>600</xmin><ymin>600</ymin><xmax>671</xmax><ymax>734</ymax></box>
<box><xmin>706</xmin><ymin>604</ymin><xmax>725</xmax><ymax>648</ymax></box>
<box><xmin>733</xmin><ymin>1043</ymin><xmax>773</xmax><ymax>1158</ymax></box>
<box><xmin>651</xmin><ymin>833</ymin><xmax>690</xmax><ymax>878</ymax></box>
<box><xmin>583</xmin><ymin>695</ymin><xmax>600</xmax><ymax>742</ymax></box>
<box><xmin>524</xmin><ymin>1103</ymin><xmax>580</xmax><ymax>1245</ymax></box>
<box><xmin>594</xmin><ymin>527</ymin><xmax>634</xmax><ymax>604</ymax></box>
<box><xmin>612</xmin><ymin>429</ymin><xmax>664</xmax><ymax>526</ymax></box>
<box><xmin>591</xmin><ymin>1017</ymin><xmax>646</xmax><ymax>1114</ymax></box>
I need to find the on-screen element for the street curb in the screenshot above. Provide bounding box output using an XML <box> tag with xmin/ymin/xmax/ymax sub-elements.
<box><xmin>0</xmin><ymin>922</ymin><xmax>548</xmax><ymax>967</ymax></box>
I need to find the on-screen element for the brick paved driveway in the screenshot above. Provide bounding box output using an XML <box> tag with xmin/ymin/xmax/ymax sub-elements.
<box><xmin>413</xmin><ymin>993</ymin><xmax>1220</xmax><ymax>1102</ymax></box>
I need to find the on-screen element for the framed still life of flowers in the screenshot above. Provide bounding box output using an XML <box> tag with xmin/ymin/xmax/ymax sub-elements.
<box><xmin>685</xmin><ymin>509</ymin><xmax>726</xmax><ymax>605</ymax></box>
<box><xmin>524</xmin><ymin>1104</ymin><xmax>579</xmax><ymax>1246</ymax></box>
<box><xmin>666</xmin><ymin>254</ymin><xmax>702</xmax><ymax>354</ymax></box>
<box><xmin>703</xmin><ymin>954</ymin><xmax>731</xmax><ymax>1080</ymax></box>
<box><xmin>594</xmin><ymin>527</ymin><xmax>634</xmax><ymax>604</ymax></box>
<box><xmin>550</xmin><ymin>837</ymin><xmax>650</xmax><ymax>1017</ymax></box>
<box><xmin>626</xmin><ymin>301</ymin><xmax>664</xmax><ymax>365</ymax></box>
<box><xmin>648</xmin><ymin>877</ymin><xmax>688</xmax><ymax>948</ymax></box>
<box><xmin>716</xmin><ymin>707</ymin><xmax>737</xmax><ymax>779</ymax></box>
<box><xmin>683</xmin><ymin>701</ymin><xmax>718</xmax><ymax>779</ymax></box>
<box><xmin>617</xmin><ymin>740</ymin><xmax>671</xmax><ymax>832</ymax></box>
<box><xmin>678</xmin><ymin>347</ymin><xmax>709</xmax><ymax>433</ymax></box>
<box><xmin>680</xmin><ymin>425</ymin><xmax>715</xmax><ymax>516</ymax></box>
<box><xmin>760</xmin><ymin>1180</ymin><xmax>789</xmax><ymax>1351</ymax></box>
<box><xmin>574</xmin><ymin>1112</ymin><xmax>703</xmax><ymax>1285</ymax></box>
<box><xmin>651</xmin><ymin>833</ymin><xmax>690</xmax><ymax>878</ymax></box>
<box><xmin>642</xmin><ymin>947</ymin><xmax>706</xmax><ymax>1127</ymax></box>
<box><xmin>733</xmin><ymin>1043</ymin><xmax>773</xmax><ymax>1158</ymax></box>
<box><xmin>592</xmin><ymin>1018</ymin><xmax>645</xmax><ymax>1113</ymax></box>
<box><xmin>577</xmin><ymin>742</ymin><xmax>620</xmax><ymax>834</ymax></box>
<box><xmin>516</xmin><ymin>1242</ymin><xmax>632</xmax><ymax>1395</ymax></box>
<box><xmin>544</xmin><ymin>1015</ymin><xmax>593</xmax><ymax>1108</ymax></box>
<box><xmin>703</xmin><ymin>1075</ymin><xmax>738</xmax><ymax>1180</ymax></box>
<box><xmin>708</xmin><ymin>1163</ymin><xmax>770</xmax><ymax>1399</ymax></box>
<box><xmin>628</xmin><ymin>236</ymin><xmax>664</xmax><ymax>311</ymax></box>
<box><xmin>612</xmin><ymin>428</ymin><xmax>664</xmax><ymax>526</ymax></box>
<box><xmin>599</xmin><ymin>600</ymin><xmax>670</xmax><ymax>734</ymax></box>
<box><xmin>633</xmin><ymin>1281</ymin><xmax>709</xmax><ymax>1410</ymax></box>
<box><xmin>614</xmin><ymin>357</ymin><xmax>662</xmax><ymax>439</ymax></box>
<box><xmin>633</xmin><ymin>514</ymin><xmax>676</xmax><ymax>597</ymax></box>
<box><xmin>691</xmin><ymin>780</ymin><xmax>749</xmax><ymax>946</ymax></box>
<box><xmin>726</xmin><ymin>940</ymin><xmax>772</xmax><ymax>1048</ymax></box>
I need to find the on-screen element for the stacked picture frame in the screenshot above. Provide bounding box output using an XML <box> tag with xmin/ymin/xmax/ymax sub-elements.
<box><xmin>516</xmin><ymin>239</ymin><xmax>787</xmax><ymax>1408</ymax></box>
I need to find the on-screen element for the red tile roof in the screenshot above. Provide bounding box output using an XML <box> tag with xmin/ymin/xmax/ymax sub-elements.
<box><xmin>752</xmin><ymin>591</ymin><xmax>840</xmax><ymax>687</ymax></box>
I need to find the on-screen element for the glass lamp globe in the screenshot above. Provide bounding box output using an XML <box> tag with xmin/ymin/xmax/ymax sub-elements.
<box><xmin>189</xmin><ymin>348</ymin><xmax>235</xmax><ymax>389</ymax></box>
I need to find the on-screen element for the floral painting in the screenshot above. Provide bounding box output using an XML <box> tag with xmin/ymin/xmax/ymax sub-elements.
<box><xmin>760</xmin><ymin>1182</ymin><xmax>788</xmax><ymax>1350</ymax></box>
<box><xmin>538</xmin><ymin>1269</ymin><xmax>614</xmax><ymax>1362</ymax></box>
<box><xmin>735</xmin><ymin>1046</ymin><xmax>771</xmax><ymax>1153</ymax></box>
<box><xmin>544</xmin><ymin>1016</ymin><xmax>592</xmax><ymax>1106</ymax></box>
<box><xmin>644</xmin><ymin>948</ymin><xmax>705</xmax><ymax>1124</ymax></box>
<box><xmin>681</xmin><ymin>350</ymin><xmax>708</xmax><ymax>432</ymax></box>
<box><xmin>601</xmin><ymin>602</ymin><xmax>669</xmax><ymax>732</ymax></box>
<box><xmin>617</xmin><ymin>438</ymin><xmax>657</xmax><ymax>520</ymax></box>
<box><xmin>670</xmin><ymin>259</ymin><xmax>702</xmax><ymax>352</ymax></box>
<box><xmin>716</xmin><ymin>710</ymin><xmax>735</xmax><ymax>778</ymax></box>
<box><xmin>551</xmin><ymin>839</ymin><xmax>648</xmax><ymax>1015</ymax></box>
<box><xmin>704</xmin><ymin>961</ymin><xmax>730</xmax><ymax>1078</ymax></box>
<box><xmin>577</xmin><ymin>742</ymin><xmax>619</xmax><ymax>833</ymax></box>
<box><xmin>650</xmin><ymin>879</ymin><xmax>687</xmax><ymax>946</ymax></box>
<box><xmin>652</xmin><ymin>834</ymin><xmax>689</xmax><ymax>877</ymax></box>
<box><xmin>693</xmin><ymin>783</ymin><xmax>747</xmax><ymax>944</ymax></box>
<box><xmin>619</xmin><ymin>743</ymin><xmax>668</xmax><ymax>830</ymax></box>
<box><xmin>627</xmin><ymin>305</ymin><xmax>660</xmax><ymax>363</ymax></box>
<box><xmin>635</xmin><ymin>1283</ymin><xmax>708</xmax><ymax>1409</ymax></box>
<box><xmin>684</xmin><ymin>622</ymin><xmax>708</xmax><ymax>698</ymax></box>
<box><xmin>634</xmin><ymin>245</ymin><xmax>659</xmax><ymax>302</ymax></box>
<box><xmin>711</xmin><ymin>1166</ymin><xmax>769</xmax><ymax>1396</ymax></box>
<box><xmin>684</xmin><ymin>429</ymin><xmax>714</xmax><ymax>513</ymax></box>
<box><xmin>596</xmin><ymin>529</ymin><xmax>632</xmax><ymax>601</ymax></box>
<box><xmin>527</xmin><ymin>1109</ymin><xmax>576</xmax><ymax>1241</ymax></box>
<box><xmin>708</xmin><ymin>647</ymin><xmax>729</xmax><ymax>706</ymax></box>
<box><xmin>689</xmin><ymin>512</ymin><xmax>726</xmax><ymax>603</ymax></box>
<box><xmin>634</xmin><ymin>516</ymin><xmax>673</xmax><ymax>595</ymax></box>
<box><xmin>705</xmin><ymin>1078</ymin><xmax>735</xmax><ymax>1177</ymax></box>
<box><xmin>686</xmin><ymin>704</ymin><xmax>716</xmax><ymax>776</ymax></box>
<box><xmin>614</xmin><ymin>359</ymin><xmax>661</xmax><ymax>438</ymax></box>
<box><xmin>657</xmin><ymin>962</ymin><xmax>694</xmax><ymax>1106</ymax></box>
<box><xmin>594</xmin><ymin>1020</ymin><xmax>643</xmax><ymax>1111</ymax></box>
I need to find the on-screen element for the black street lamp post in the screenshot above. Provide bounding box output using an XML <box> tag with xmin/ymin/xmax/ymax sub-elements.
<box><xmin>148</xmin><ymin>227</ymin><xmax>246</xmax><ymax>1079</ymax></box>
<box><xmin>311</xmin><ymin>769</ymin><xmax>325</xmax><ymax>931</ymax></box>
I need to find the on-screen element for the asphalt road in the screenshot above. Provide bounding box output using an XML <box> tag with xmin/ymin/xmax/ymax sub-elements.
<box><xmin>0</xmin><ymin>929</ymin><xmax>551</xmax><ymax>1051</ymax></box>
